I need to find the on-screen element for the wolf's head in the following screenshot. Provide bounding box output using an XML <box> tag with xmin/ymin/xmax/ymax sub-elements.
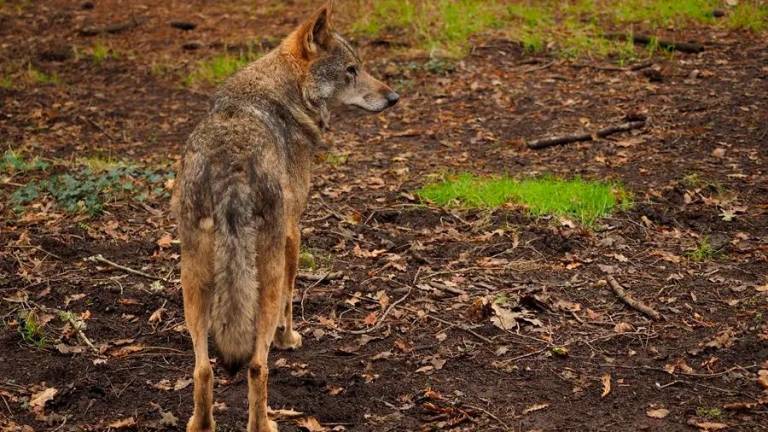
<box><xmin>283</xmin><ymin>2</ymin><xmax>399</xmax><ymax>124</ymax></box>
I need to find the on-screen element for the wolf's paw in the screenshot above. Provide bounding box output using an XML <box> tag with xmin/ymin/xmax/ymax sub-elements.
<box><xmin>273</xmin><ymin>328</ymin><xmax>302</xmax><ymax>350</ymax></box>
<box><xmin>186</xmin><ymin>416</ymin><xmax>215</xmax><ymax>432</ymax></box>
<box><xmin>248</xmin><ymin>419</ymin><xmax>278</xmax><ymax>432</ymax></box>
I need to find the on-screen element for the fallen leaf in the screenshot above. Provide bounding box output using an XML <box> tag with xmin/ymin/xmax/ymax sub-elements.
<box><xmin>174</xmin><ymin>378</ymin><xmax>193</xmax><ymax>391</ymax></box>
<box><xmin>159</xmin><ymin>411</ymin><xmax>178</xmax><ymax>427</ymax></box>
<box><xmin>107</xmin><ymin>417</ymin><xmax>136</xmax><ymax>429</ymax></box>
<box><xmin>490</xmin><ymin>303</ymin><xmax>521</xmax><ymax>331</ymax></box>
<box><xmin>110</xmin><ymin>343</ymin><xmax>144</xmax><ymax>357</ymax></box>
<box><xmin>55</xmin><ymin>343</ymin><xmax>84</xmax><ymax>355</ymax></box>
<box><xmin>687</xmin><ymin>419</ymin><xmax>728</xmax><ymax>430</ymax></box>
<box><xmin>646</xmin><ymin>408</ymin><xmax>670</xmax><ymax>418</ymax></box>
<box><xmin>297</xmin><ymin>416</ymin><xmax>327</xmax><ymax>431</ymax></box>
<box><xmin>29</xmin><ymin>387</ymin><xmax>58</xmax><ymax>413</ymax></box>
<box><xmin>156</xmin><ymin>233</ymin><xmax>173</xmax><ymax>248</ymax></box>
<box><xmin>269</xmin><ymin>408</ymin><xmax>304</xmax><ymax>420</ymax></box>
<box><xmin>601</xmin><ymin>373</ymin><xmax>611</xmax><ymax>397</ymax></box>
<box><xmin>757</xmin><ymin>370</ymin><xmax>768</xmax><ymax>389</ymax></box>
<box><xmin>614</xmin><ymin>322</ymin><xmax>634</xmax><ymax>333</ymax></box>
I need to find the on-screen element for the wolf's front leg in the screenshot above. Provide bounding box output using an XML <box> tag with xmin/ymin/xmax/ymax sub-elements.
<box><xmin>273</xmin><ymin>223</ymin><xmax>302</xmax><ymax>350</ymax></box>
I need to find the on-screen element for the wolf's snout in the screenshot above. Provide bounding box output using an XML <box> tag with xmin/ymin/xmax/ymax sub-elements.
<box><xmin>385</xmin><ymin>91</ymin><xmax>400</xmax><ymax>107</ymax></box>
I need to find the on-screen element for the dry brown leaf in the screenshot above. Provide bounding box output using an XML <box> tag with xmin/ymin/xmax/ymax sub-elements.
<box><xmin>174</xmin><ymin>378</ymin><xmax>193</xmax><ymax>391</ymax></box>
<box><xmin>29</xmin><ymin>387</ymin><xmax>57</xmax><ymax>413</ymax></box>
<box><xmin>646</xmin><ymin>408</ymin><xmax>670</xmax><ymax>418</ymax></box>
<box><xmin>296</xmin><ymin>416</ymin><xmax>327</xmax><ymax>431</ymax></box>
<box><xmin>269</xmin><ymin>408</ymin><xmax>304</xmax><ymax>420</ymax></box>
<box><xmin>490</xmin><ymin>303</ymin><xmax>521</xmax><ymax>331</ymax></box>
<box><xmin>107</xmin><ymin>417</ymin><xmax>136</xmax><ymax>429</ymax></box>
<box><xmin>110</xmin><ymin>343</ymin><xmax>144</xmax><ymax>357</ymax></box>
<box><xmin>601</xmin><ymin>373</ymin><xmax>611</xmax><ymax>397</ymax></box>
<box><xmin>757</xmin><ymin>370</ymin><xmax>768</xmax><ymax>389</ymax></box>
<box><xmin>614</xmin><ymin>322</ymin><xmax>634</xmax><ymax>333</ymax></box>
<box><xmin>687</xmin><ymin>419</ymin><xmax>728</xmax><ymax>430</ymax></box>
<box><xmin>156</xmin><ymin>233</ymin><xmax>173</xmax><ymax>248</ymax></box>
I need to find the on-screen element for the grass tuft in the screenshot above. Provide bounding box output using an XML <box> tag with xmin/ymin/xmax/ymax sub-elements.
<box><xmin>688</xmin><ymin>237</ymin><xmax>717</xmax><ymax>261</ymax></box>
<box><xmin>183</xmin><ymin>52</ymin><xmax>259</xmax><ymax>87</ymax></box>
<box><xmin>418</xmin><ymin>173</ymin><xmax>631</xmax><ymax>224</ymax></box>
<box><xmin>726</xmin><ymin>3</ymin><xmax>768</xmax><ymax>31</ymax></box>
<box><xmin>91</xmin><ymin>41</ymin><xmax>117</xmax><ymax>65</ymax></box>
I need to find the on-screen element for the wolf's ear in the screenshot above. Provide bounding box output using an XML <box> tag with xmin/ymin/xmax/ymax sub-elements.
<box><xmin>299</xmin><ymin>2</ymin><xmax>334</xmax><ymax>57</ymax></box>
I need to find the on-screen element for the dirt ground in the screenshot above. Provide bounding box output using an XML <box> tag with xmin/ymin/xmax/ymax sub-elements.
<box><xmin>1</xmin><ymin>1</ymin><xmax>767</xmax><ymax>431</ymax></box>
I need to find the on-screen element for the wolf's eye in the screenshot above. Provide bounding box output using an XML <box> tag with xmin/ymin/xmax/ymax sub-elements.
<box><xmin>346</xmin><ymin>65</ymin><xmax>358</xmax><ymax>76</ymax></box>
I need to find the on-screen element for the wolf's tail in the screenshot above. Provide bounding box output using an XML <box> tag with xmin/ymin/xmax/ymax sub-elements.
<box><xmin>210</xmin><ymin>182</ymin><xmax>259</xmax><ymax>374</ymax></box>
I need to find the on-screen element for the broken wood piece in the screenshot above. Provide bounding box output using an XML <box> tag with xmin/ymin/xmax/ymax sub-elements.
<box><xmin>527</xmin><ymin>121</ymin><xmax>646</xmax><ymax>150</ymax></box>
<box><xmin>605</xmin><ymin>275</ymin><xmax>661</xmax><ymax>320</ymax></box>
<box><xmin>86</xmin><ymin>254</ymin><xmax>171</xmax><ymax>283</ymax></box>
<box><xmin>297</xmin><ymin>271</ymin><xmax>343</xmax><ymax>282</ymax></box>
<box><xmin>605</xmin><ymin>32</ymin><xmax>704</xmax><ymax>54</ymax></box>
<box><xmin>79</xmin><ymin>17</ymin><xmax>146</xmax><ymax>36</ymax></box>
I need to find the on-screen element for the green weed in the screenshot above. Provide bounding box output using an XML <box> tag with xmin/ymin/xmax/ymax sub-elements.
<box><xmin>18</xmin><ymin>311</ymin><xmax>47</xmax><ymax>348</ymax></box>
<box><xmin>184</xmin><ymin>51</ymin><xmax>259</xmax><ymax>86</ymax></box>
<box><xmin>26</xmin><ymin>66</ymin><xmax>59</xmax><ymax>85</ymax></box>
<box><xmin>696</xmin><ymin>406</ymin><xmax>723</xmax><ymax>420</ymax></box>
<box><xmin>0</xmin><ymin>74</ymin><xmax>12</xmax><ymax>89</ymax></box>
<box><xmin>90</xmin><ymin>41</ymin><xmax>117</xmax><ymax>64</ymax></box>
<box><xmin>688</xmin><ymin>237</ymin><xmax>717</xmax><ymax>261</ymax></box>
<box><xmin>418</xmin><ymin>173</ymin><xmax>631</xmax><ymax>225</ymax></box>
<box><xmin>10</xmin><ymin>162</ymin><xmax>174</xmax><ymax>216</ymax></box>
<box><xmin>1</xmin><ymin>150</ymin><xmax>49</xmax><ymax>173</ymax></box>
<box><xmin>323</xmin><ymin>152</ymin><xmax>349</xmax><ymax>167</ymax></box>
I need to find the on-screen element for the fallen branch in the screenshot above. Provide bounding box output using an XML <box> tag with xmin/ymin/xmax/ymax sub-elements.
<box><xmin>297</xmin><ymin>271</ymin><xmax>343</xmax><ymax>282</ymax></box>
<box><xmin>605</xmin><ymin>32</ymin><xmax>704</xmax><ymax>54</ymax></box>
<box><xmin>569</xmin><ymin>60</ymin><xmax>653</xmax><ymax>72</ymax></box>
<box><xmin>605</xmin><ymin>275</ymin><xmax>661</xmax><ymax>320</ymax></box>
<box><xmin>527</xmin><ymin>120</ymin><xmax>646</xmax><ymax>150</ymax></box>
<box><xmin>344</xmin><ymin>285</ymin><xmax>413</xmax><ymax>335</ymax></box>
<box><xmin>79</xmin><ymin>16</ymin><xmax>146</xmax><ymax>36</ymax></box>
<box><xmin>85</xmin><ymin>254</ymin><xmax>171</xmax><ymax>283</ymax></box>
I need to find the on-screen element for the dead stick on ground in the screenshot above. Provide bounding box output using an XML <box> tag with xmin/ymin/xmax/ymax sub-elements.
<box><xmin>605</xmin><ymin>275</ymin><xmax>661</xmax><ymax>321</ymax></box>
<box><xmin>345</xmin><ymin>285</ymin><xmax>414</xmax><ymax>335</ymax></box>
<box><xmin>604</xmin><ymin>32</ymin><xmax>704</xmax><ymax>54</ymax></box>
<box><xmin>464</xmin><ymin>403</ymin><xmax>512</xmax><ymax>432</ymax></box>
<box><xmin>86</xmin><ymin>254</ymin><xmax>171</xmax><ymax>283</ymax></box>
<box><xmin>527</xmin><ymin>120</ymin><xmax>646</xmax><ymax>149</ymax></box>
<box><xmin>297</xmin><ymin>271</ymin><xmax>343</xmax><ymax>282</ymax></box>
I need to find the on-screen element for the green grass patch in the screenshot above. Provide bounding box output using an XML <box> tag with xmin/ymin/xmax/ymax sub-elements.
<box><xmin>349</xmin><ymin>0</ymin><xmax>766</xmax><ymax>60</ymax></box>
<box><xmin>9</xmin><ymin>160</ymin><xmax>174</xmax><ymax>216</ymax></box>
<box><xmin>183</xmin><ymin>51</ymin><xmax>260</xmax><ymax>87</ymax></box>
<box><xmin>696</xmin><ymin>406</ymin><xmax>723</xmax><ymax>420</ymax></box>
<box><xmin>726</xmin><ymin>3</ymin><xmax>768</xmax><ymax>31</ymax></box>
<box><xmin>1</xmin><ymin>150</ymin><xmax>49</xmax><ymax>173</ymax></box>
<box><xmin>418</xmin><ymin>173</ymin><xmax>630</xmax><ymax>225</ymax></box>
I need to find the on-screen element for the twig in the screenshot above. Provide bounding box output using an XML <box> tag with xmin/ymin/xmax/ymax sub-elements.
<box><xmin>527</xmin><ymin>121</ymin><xmax>646</xmax><ymax>149</ymax></box>
<box><xmin>64</xmin><ymin>314</ymin><xmax>98</xmax><ymax>353</ymax></box>
<box><xmin>604</xmin><ymin>275</ymin><xmax>661</xmax><ymax>320</ymax></box>
<box><xmin>569</xmin><ymin>60</ymin><xmax>653</xmax><ymax>72</ymax></box>
<box><xmin>605</xmin><ymin>32</ymin><xmax>704</xmax><ymax>54</ymax></box>
<box><xmin>464</xmin><ymin>403</ymin><xmax>511</xmax><ymax>431</ymax></box>
<box><xmin>297</xmin><ymin>271</ymin><xmax>343</xmax><ymax>282</ymax></box>
<box><xmin>85</xmin><ymin>254</ymin><xmax>171</xmax><ymax>283</ymax></box>
<box><xmin>345</xmin><ymin>285</ymin><xmax>414</xmax><ymax>335</ymax></box>
<box><xmin>400</xmin><ymin>305</ymin><xmax>493</xmax><ymax>344</ymax></box>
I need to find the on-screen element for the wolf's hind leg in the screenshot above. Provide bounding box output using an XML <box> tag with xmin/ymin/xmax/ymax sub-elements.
<box><xmin>182</xmin><ymin>235</ymin><xmax>216</xmax><ymax>432</ymax></box>
<box><xmin>273</xmin><ymin>223</ymin><xmax>302</xmax><ymax>350</ymax></box>
<box><xmin>248</xmin><ymin>261</ymin><xmax>282</xmax><ymax>432</ymax></box>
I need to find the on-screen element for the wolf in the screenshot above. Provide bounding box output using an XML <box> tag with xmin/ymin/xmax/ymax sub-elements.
<box><xmin>172</xmin><ymin>2</ymin><xmax>399</xmax><ymax>431</ymax></box>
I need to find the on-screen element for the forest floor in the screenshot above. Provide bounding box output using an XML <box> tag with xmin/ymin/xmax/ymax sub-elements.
<box><xmin>1</xmin><ymin>1</ymin><xmax>767</xmax><ymax>431</ymax></box>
